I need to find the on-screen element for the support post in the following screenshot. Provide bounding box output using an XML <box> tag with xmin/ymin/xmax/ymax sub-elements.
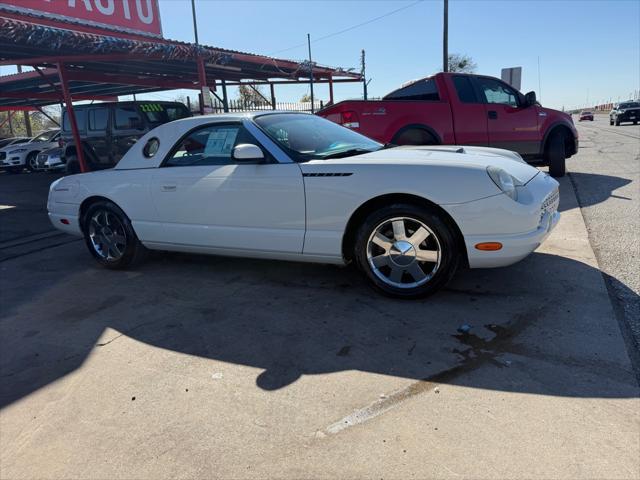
<box><xmin>16</xmin><ymin>66</ymin><xmax>32</xmax><ymax>137</ymax></box>
<box><xmin>328</xmin><ymin>75</ymin><xmax>334</xmax><ymax>105</ymax></box>
<box><xmin>443</xmin><ymin>0</ymin><xmax>448</xmax><ymax>72</ymax></box>
<box><xmin>57</xmin><ymin>62</ymin><xmax>88</xmax><ymax>173</ymax></box>
<box><xmin>197</xmin><ymin>56</ymin><xmax>208</xmax><ymax>115</ymax></box>
<box><xmin>221</xmin><ymin>80</ymin><xmax>229</xmax><ymax>113</ymax></box>
<box><xmin>307</xmin><ymin>34</ymin><xmax>315</xmax><ymax>113</ymax></box>
<box><xmin>8</xmin><ymin>110</ymin><xmax>15</xmax><ymax>136</ymax></box>
<box><xmin>270</xmin><ymin>83</ymin><xmax>276</xmax><ymax>110</ymax></box>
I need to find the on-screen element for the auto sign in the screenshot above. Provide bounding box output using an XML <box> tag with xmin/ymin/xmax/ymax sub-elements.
<box><xmin>0</xmin><ymin>0</ymin><xmax>163</xmax><ymax>38</ymax></box>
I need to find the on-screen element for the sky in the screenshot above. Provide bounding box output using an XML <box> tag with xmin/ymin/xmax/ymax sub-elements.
<box><xmin>2</xmin><ymin>0</ymin><xmax>639</xmax><ymax>109</ymax></box>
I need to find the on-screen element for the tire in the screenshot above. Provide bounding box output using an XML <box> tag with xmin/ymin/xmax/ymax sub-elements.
<box><xmin>66</xmin><ymin>156</ymin><xmax>80</xmax><ymax>174</ymax></box>
<box><xmin>82</xmin><ymin>200</ymin><xmax>147</xmax><ymax>269</ymax></box>
<box><xmin>546</xmin><ymin>131</ymin><xmax>566</xmax><ymax>178</ymax></box>
<box><xmin>392</xmin><ymin>128</ymin><xmax>438</xmax><ymax>146</ymax></box>
<box><xmin>354</xmin><ymin>203</ymin><xmax>460</xmax><ymax>298</ymax></box>
<box><xmin>615</xmin><ymin>118</ymin><xmax>621</xmax><ymax>126</ymax></box>
<box><xmin>634</xmin><ymin>121</ymin><xmax>638</xmax><ymax>125</ymax></box>
<box><xmin>26</xmin><ymin>152</ymin><xmax>38</xmax><ymax>172</ymax></box>
<box><xmin>610</xmin><ymin>119</ymin><xmax>614</xmax><ymax>125</ymax></box>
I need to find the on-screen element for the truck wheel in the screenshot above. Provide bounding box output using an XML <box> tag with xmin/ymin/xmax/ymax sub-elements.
<box><xmin>546</xmin><ymin>131</ymin><xmax>566</xmax><ymax>178</ymax></box>
<box><xmin>392</xmin><ymin>128</ymin><xmax>438</xmax><ymax>146</ymax></box>
<box><xmin>66</xmin><ymin>156</ymin><xmax>80</xmax><ymax>174</ymax></box>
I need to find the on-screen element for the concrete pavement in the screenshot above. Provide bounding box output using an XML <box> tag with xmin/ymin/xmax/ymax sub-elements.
<box><xmin>569</xmin><ymin>115</ymin><xmax>640</xmax><ymax>378</ymax></box>
<box><xmin>0</xmin><ymin>167</ymin><xmax>638</xmax><ymax>478</ymax></box>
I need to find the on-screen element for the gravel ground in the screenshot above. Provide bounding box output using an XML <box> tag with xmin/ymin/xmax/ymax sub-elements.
<box><xmin>569</xmin><ymin>114</ymin><xmax>640</xmax><ymax>377</ymax></box>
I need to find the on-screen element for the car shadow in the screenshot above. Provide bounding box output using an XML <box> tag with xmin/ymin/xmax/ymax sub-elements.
<box><xmin>1</xmin><ymin>246</ymin><xmax>638</xmax><ymax>410</ymax></box>
<box><xmin>559</xmin><ymin>171</ymin><xmax>633</xmax><ymax>211</ymax></box>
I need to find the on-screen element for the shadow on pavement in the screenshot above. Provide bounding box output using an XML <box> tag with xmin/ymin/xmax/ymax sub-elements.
<box><xmin>2</xmin><ymin>245</ymin><xmax>638</xmax><ymax>410</ymax></box>
<box><xmin>561</xmin><ymin>171</ymin><xmax>632</xmax><ymax>211</ymax></box>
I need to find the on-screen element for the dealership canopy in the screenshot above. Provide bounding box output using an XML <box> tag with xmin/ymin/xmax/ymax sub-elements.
<box><xmin>0</xmin><ymin>15</ymin><xmax>362</xmax><ymax>109</ymax></box>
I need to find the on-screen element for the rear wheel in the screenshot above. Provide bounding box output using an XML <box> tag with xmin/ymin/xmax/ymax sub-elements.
<box><xmin>354</xmin><ymin>204</ymin><xmax>460</xmax><ymax>298</ymax></box>
<box><xmin>26</xmin><ymin>152</ymin><xmax>38</xmax><ymax>172</ymax></box>
<box><xmin>82</xmin><ymin>200</ymin><xmax>147</xmax><ymax>269</ymax></box>
<box><xmin>392</xmin><ymin>128</ymin><xmax>438</xmax><ymax>146</ymax></box>
<box><xmin>546</xmin><ymin>131</ymin><xmax>566</xmax><ymax>178</ymax></box>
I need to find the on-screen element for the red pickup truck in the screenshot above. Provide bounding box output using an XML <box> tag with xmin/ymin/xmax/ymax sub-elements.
<box><xmin>318</xmin><ymin>73</ymin><xmax>578</xmax><ymax>177</ymax></box>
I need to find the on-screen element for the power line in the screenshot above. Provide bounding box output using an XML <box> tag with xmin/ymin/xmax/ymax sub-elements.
<box><xmin>269</xmin><ymin>0</ymin><xmax>425</xmax><ymax>55</ymax></box>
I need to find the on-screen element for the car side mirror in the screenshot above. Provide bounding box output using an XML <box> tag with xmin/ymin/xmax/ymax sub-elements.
<box><xmin>233</xmin><ymin>144</ymin><xmax>264</xmax><ymax>163</ymax></box>
<box><xmin>524</xmin><ymin>91</ymin><xmax>537</xmax><ymax>107</ymax></box>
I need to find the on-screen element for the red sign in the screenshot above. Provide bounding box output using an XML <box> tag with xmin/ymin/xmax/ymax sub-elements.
<box><xmin>0</xmin><ymin>0</ymin><xmax>162</xmax><ymax>37</ymax></box>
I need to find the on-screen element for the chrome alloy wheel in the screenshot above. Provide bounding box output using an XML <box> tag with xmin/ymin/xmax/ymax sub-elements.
<box><xmin>366</xmin><ymin>216</ymin><xmax>441</xmax><ymax>289</ymax></box>
<box><xmin>88</xmin><ymin>210</ymin><xmax>127</xmax><ymax>261</ymax></box>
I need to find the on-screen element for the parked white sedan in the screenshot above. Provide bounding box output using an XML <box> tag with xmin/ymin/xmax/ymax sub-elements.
<box><xmin>48</xmin><ymin>112</ymin><xmax>559</xmax><ymax>297</ymax></box>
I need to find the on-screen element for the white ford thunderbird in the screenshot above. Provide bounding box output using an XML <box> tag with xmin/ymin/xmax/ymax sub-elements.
<box><xmin>48</xmin><ymin>112</ymin><xmax>559</xmax><ymax>297</ymax></box>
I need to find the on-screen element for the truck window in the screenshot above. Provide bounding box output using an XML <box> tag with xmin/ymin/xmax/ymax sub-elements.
<box><xmin>477</xmin><ymin>77</ymin><xmax>519</xmax><ymax>107</ymax></box>
<box><xmin>139</xmin><ymin>103</ymin><xmax>191</xmax><ymax>127</ymax></box>
<box><xmin>62</xmin><ymin>110</ymin><xmax>86</xmax><ymax>132</ymax></box>
<box><xmin>452</xmin><ymin>76</ymin><xmax>478</xmax><ymax>103</ymax></box>
<box><xmin>88</xmin><ymin>108</ymin><xmax>109</xmax><ymax>131</ymax></box>
<box><xmin>115</xmin><ymin>106</ymin><xmax>144</xmax><ymax>130</ymax></box>
<box><xmin>383</xmin><ymin>79</ymin><xmax>440</xmax><ymax>101</ymax></box>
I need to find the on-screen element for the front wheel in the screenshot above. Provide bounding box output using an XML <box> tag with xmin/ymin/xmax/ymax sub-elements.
<box><xmin>610</xmin><ymin>119</ymin><xmax>614</xmax><ymax>125</ymax></box>
<box><xmin>615</xmin><ymin>118</ymin><xmax>621</xmax><ymax>126</ymax></box>
<box><xmin>82</xmin><ymin>200</ymin><xmax>147</xmax><ymax>269</ymax></box>
<box><xmin>546</xmin><ymin>131</ymin><xmax>566</xmax><ymax>178</ymax></box>
<box><xmin>26</xmin><ymin>152</ymin><xmax>38</xmax><ymax>172</ymax></box>
<box><xmin>354</xmin><ymin>204</ymin><xmax>460</xmax><ymax>298</ymax></box>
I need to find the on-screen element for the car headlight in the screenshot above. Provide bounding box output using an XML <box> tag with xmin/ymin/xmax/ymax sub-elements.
<box><xmin>9</xmin><ymin>148</ymin><xmax>27</xmax><ymax>154</ymax></box>
<box><xmin>487</xmin><ymin>166</ymin><xmax>519</xmax><ymax>201</ymax></box>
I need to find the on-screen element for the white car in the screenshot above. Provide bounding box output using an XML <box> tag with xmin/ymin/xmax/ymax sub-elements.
<box><xmin>48</xmin><ymin>112</ymin><xmax>559</xmax><ymax>298</ymax></box>
<box><xmin>0</xmin><ymin>129</ymin><xmax>60</xmax><ymax>172</ymax></box>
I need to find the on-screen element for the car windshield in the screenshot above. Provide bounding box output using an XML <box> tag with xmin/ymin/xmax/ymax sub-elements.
<box><xmin>619</xmin><ymin>102</ymin><xmax>639</xmax><ymax>109</ymax></box>
<box><xmin>254</xmin><ymin>113</ymin><xmax>382</xmax><ymax>161</ymax></box>
<box><xmin>32</xmin><ymin>130</ymin><xmax>57</xmax><ymax>142</ymax></box>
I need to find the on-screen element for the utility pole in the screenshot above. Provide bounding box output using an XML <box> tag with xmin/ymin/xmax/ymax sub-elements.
<box><xmin>190</xmin><ymin>0</ymin><xmax>199</xmax><ymax>45</ymax></box>
<box><xmin>361</xmin><ymin>49</ymin><xmax>368</xmax><ymax>100</ymax></box>
<box><xmin>16</xmin><ymin>65</ymin><xmax>32</xmax><ymax>137</ymax></box>
<box><xmin>537</xmin><ymin>56</ymin><xmax>542</xmax><ymax>103</ymax></box>
<box><xmin>443</xmin><ymin>0</ymin><xmax>448</xmax><ymax>72</ymax></box>
<box><xmin>307</xmin><ymin>33</ymin><xmax>315</xmax><ymax>113</ymax></box>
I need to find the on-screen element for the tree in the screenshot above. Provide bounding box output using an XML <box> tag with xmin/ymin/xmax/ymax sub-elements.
<box><xmin>237</xmin><ymin>85</ymin><xmax>268</xmax><ymax>107</ymax></box>
<box><xmin>448</xmin><ymin>53</ymin><xmax>477</xmax><ymax>73</ymax></box>
<box><xmin>0</xmin><ymin>107</ymin><xmax>59</xmax><ymax>138</ymax></box>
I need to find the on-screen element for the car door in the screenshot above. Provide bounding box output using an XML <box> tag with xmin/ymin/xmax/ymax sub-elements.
<box><xmin>149</xmin><ymin>122</ymin><xmax>305</xmax><ymax>254</ymax></box>
<box><xmin>474</xmin><ymin>76</ymin><xmax>540</xmax><ymax>155</ymax></box>
<box><xmin>86</xmin><ymin>107</ymin><xmax>110</xmax><ymax>165</ymax></box>
<box><xmin>447</xmin><ymin>75</ymin><xmax>489</xmax><ymax>145</ymax></box>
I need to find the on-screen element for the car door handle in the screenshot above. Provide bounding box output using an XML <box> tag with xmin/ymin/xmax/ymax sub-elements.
<box><xmin>161</xmin><ymin>184</ymin><xmax>177</xmax><ymax>192</ymax></box>
<box><xmin>488</xmin><ymin>110</ymin><xmax>498</xmax><ymax>120</ymax></box>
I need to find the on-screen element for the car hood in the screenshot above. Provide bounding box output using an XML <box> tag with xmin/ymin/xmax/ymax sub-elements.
<box><xmin>304</xmin><ymin>146</ymin><xmax>540</xmax><ymax>184</ymax></box>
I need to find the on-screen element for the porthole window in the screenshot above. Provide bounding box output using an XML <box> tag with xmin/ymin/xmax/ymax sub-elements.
<box><xmin>143</xmin><ymin>137</ymin><xmax>160</xmax><ymax>158</ymax></box>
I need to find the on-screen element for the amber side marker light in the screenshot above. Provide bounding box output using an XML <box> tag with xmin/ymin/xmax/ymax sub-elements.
<box><xmin>475</xmin><ymin>242</ymin><xmax>503</xmax><ymax>251</ymax></box>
